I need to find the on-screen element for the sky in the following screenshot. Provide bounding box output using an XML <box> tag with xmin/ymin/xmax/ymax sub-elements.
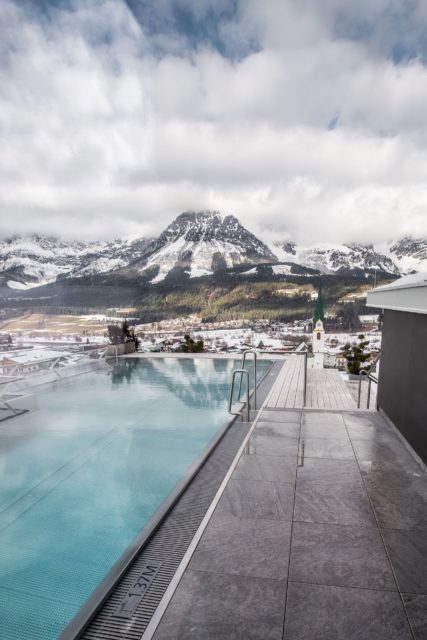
<box><xmin>1</xmin><ymin>0</ymin><xmax>427</xmax><ymax>244</ymax></box>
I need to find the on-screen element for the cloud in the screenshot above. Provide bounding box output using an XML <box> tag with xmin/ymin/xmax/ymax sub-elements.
<box><xmin>1</xmin><ymin>0</ymin><xmax>427</xmax><ymax>243</ymax></box>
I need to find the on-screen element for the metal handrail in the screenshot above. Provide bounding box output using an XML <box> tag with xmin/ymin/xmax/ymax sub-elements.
<box><xmin>357</xmin><ymin>354</ymin><xmax>380</xmax><ymax>409</ymax></box>
<box><xmin>357</xmin><ymin>370</ymin><xmax>369</xmax><ymax>409</ymax></box>
<box><xmin>228</xmin><ymin>369</ymin><xmax>250</xmax><ymax>422</ymax></box>
<box><xmin>237</xmin><ymin>349</ymin><xmax>257</xmax><ymax>410</ymax></box>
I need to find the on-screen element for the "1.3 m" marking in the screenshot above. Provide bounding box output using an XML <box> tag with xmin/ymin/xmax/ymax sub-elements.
<box><xmin>113</xmin><ymin>560</ymin><xmax>162</xmax><ymax>619</ymax></box>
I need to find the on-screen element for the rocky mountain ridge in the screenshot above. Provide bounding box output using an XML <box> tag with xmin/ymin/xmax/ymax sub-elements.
<box><xmin>126</xmin><ymin>211</ymin><xmax>277</xmax><ymax>283</ymax></box>
<box><xmin>1</xmin><ymin>212</ymin><xmax>426</xmax><ymax>289</ymax></box>
<box><xmin>0</xmin><ymin>235</ymin><xmax>150</xmax><ymax>289</ymax></box>
<box><xmin>271</xmin><ymin>241</ymin><xmax>401</xmax><ymax>276</ymax></box>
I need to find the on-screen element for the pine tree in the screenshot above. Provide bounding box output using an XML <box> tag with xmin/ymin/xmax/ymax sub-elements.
<box><xmin>181</xmin><ymin>334</ymin><xmax>204</xmax><ymax>353</ymax></box>
<box><xmin>343</xmin><ymin>334</ymin><xmax>370</xmax><ymax>375</ymax></box>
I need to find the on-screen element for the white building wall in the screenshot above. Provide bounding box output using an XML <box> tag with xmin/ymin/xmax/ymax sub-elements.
<box><xmin>311</xmin><ymin>319</ymin><xmax>325</xmax><ymax>369</ymax></box>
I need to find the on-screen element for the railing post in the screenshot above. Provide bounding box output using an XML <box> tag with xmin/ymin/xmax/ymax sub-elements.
<box><xmin>357</xmin><ymin>370</ymin><xmax>368</xmax><ymax>409</ymax></box>
<box><xmin>244</xmin><ymin>371</ymin><xmax>250</xmax><ymax>422</ymax></box>
<box><xmin>303</xmin><ymin>352</ymin><xmax>307</xmax><ymax>408</ymax></box>
<box><xmin>253</xmin><ymin>354</ymin><xmax>257</xmax><ymax>411</ymax></box>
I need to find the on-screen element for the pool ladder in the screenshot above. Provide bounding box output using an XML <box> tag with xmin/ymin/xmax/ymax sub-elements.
<box><xmin>228</xmin><ymin>349</ymin><xmax>257</xmax><ymax>422</ymax></box>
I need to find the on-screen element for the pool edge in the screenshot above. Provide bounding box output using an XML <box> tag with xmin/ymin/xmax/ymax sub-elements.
<box><xmin>59</xmin><ymin>358</ymin><xmax>279</xmax><ymax>640</ymax></box>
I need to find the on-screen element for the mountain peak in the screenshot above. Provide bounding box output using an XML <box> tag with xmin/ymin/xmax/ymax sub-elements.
<box><xmin>3</xmin><ymin>214</ymin><xmax>427</xmax><ymax>290</ymax></box>
<box><xmin>175</xmin><ymin>210</ymin><xmax>227</xmax><ymax>221</ymax></box>
<box><xmin>130</xmin><ymin>211</ymin><xmax>276</xmax><ymax>283</ymax></box>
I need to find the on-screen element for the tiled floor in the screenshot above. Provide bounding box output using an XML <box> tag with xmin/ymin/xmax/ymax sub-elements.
<box><xmin>152</xmin><ymin>409</ymin><xmax>427</xmax><ymax>640</ymax></box>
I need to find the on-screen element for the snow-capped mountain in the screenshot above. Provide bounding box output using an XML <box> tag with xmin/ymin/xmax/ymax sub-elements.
<box><xmin>385</xmin><ymin>237</ymin><xmax>427</xmax><ymax>274</ymax></box>
<box><xmin>271</xmin><ymin>241</ymin><xmax>400</xmax><ymax>275</ymax></box>
<box><xmin>1</xmin><ymin>211</ymin><xmax>426</xmax><ymax>290</ymax></box>
<box><xmin>127</xmin><ymin>211</ymin><xmax>277</xmax><ymax>283</ymax></box>
<box><xmin>0</xmin><ymin>236</ymin><xmax>150</xmax><ymax>289</ymax></box>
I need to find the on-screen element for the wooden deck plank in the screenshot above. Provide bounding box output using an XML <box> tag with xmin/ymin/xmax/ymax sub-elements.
<box><xmin>283</xmin><ymin>357</ymin><xmax>299</xmax><ymax>408</ymax></box>
<box><xmin>309</xmin><ymin>370</ymin><xmax>318</xmax><ymax>409</ymax></box>
<box><xmin>292</xmin><ymin>356</ymin><xmax>303</xmax><ymax>408</ymax></box>
<box><xmin>266</xmin><ymin>355</ymin><xmax>306</xmax><ymax>410</ymax></box>
<box><xmin>280</xmin><ymin>357</ymin><xmax>297</xmax><ymax>408</ymax></box>
<box><xmin>328</xmin><ymin>372</ymin><xmax>342</xmax><ymax>409</ymax></box>
<box><xmin>321</xmin><ymin>370</ymin><xmax>333</xmax><ymax>408</ymax></box>
<box><xmin>266</xmin><ymin>357</ymin><xmax>296</xmax><ymax>408</ymax></box>
<box><xmin>272</xmin><ymin>362</ymin><xmax>290</xmax><ymax>406</ymax></box>
<box><xmin>327</xmin><ymin>371</ymin><xmax>343</xmax><ymax>409</ymax></box>
<box><xmin>267</xmin><ymin>358</ymin><xmax>370</xmax><ymax>412</ymax></box>
<box><xmin>275</xmin><ymin>358</ymin><xmax>296</xmax><ymax>406</ymax></box>
<box><xmin>293</xmin><ymin>357</ymin><xmax>305</xmax><ymax>409</ymax></box>
<box><xmin>294</xmin><ymin>359</ymin><xmax>305</xmax><ymax>408</ymax></box>
<box><xmin>278</xmin><ymin>356</ymin><xmax>299</xmax><ymax>407</ymax></box>
<box><xmin>267</xmin><ymin>360</ymin><xmax>288</xmax><ymax>407</ymax></box>
<box><xmin>316</xmin><ymin>371</ymin><xmax>326</xmax><ymax>409</ymax></box>
<box><xmin>327</xmin><ymin>370</ymin><xmax>354</xmax><ymax>410</ymax></box>
<box><xmin>274</xmin><ymin>360</ymin><xmax>292</xmax><ymax>407</ymax></box>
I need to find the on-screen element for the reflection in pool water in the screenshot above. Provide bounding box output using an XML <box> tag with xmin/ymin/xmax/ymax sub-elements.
<box><xmin>0</xmin><ymin>357</ymin><xmax>270</xmax><ymax>640</ymax></box>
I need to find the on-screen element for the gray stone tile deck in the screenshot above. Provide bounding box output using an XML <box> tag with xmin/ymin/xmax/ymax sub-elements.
<box><xmin>153</xmin><ymin>408</ymin><xmax>427</xmax><ymax>640</ymax></box>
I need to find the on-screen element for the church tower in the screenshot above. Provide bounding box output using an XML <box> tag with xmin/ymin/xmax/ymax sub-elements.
<box><xmin>312</xmin><ymin>282</ymin><xmax>325</xmax><ymax>369</ymax></box>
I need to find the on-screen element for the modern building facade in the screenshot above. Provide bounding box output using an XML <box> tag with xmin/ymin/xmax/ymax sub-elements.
<box><xmin>367</xmin><ymin>273</ymin><xmax>427</xmax><ymax>465</ymax></box>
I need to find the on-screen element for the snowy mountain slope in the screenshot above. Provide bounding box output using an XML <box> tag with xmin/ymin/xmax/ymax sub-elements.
<box><xmin>0</xmin><ymin>236</ymin><xmax>150</xmax><ymax>289</ymax></box>
<box><xmin>271</xmin><ymin>241</ymin><xmax>401</xmax><ymax>275</ymax></box>
<box><xmin>127</xmin><ymin>211</ymin><xmax>277</xmax><ymax>283</ymax></box>
<box><xmin>2</xmin><ymin>211</ymin><xmax>427</xmax><ymax>291</ymax></box>
<box><xmin>385</xmin><ymin>237</ymin><xmax>427</xmax><ymax>274</ymax></box>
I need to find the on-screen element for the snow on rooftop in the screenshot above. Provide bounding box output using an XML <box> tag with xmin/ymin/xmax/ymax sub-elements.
<box><xmin>368</xmin><ymin>271</ymin><xmax>427</xmax><ymax>314</ymax></box>
<box><xmin>372</xmin><ymin>272</ymin><xmax>427</xmax><ymax>292</ymax></box>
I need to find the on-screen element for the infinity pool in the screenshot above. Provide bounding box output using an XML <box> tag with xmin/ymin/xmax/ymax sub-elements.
<box><xmin>0</xmin><ymin>357</ymin><xmax>269</xmax><ymax>640</ymax></box>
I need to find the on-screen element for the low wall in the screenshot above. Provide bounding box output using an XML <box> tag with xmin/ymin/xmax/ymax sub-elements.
<box><xmin>105</xmin><ymin>342</ymin><xmax>136</xmax><ymax>357</ymax></box>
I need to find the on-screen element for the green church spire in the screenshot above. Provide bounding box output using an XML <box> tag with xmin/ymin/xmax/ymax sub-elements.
<box><xmin>313</xmin><ymin>282</ymin><xmax>325</xmax><ymax>325</ymax></box>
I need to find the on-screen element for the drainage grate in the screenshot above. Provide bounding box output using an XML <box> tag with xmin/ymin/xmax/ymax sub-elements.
<box><xmin>78</xmin><ymin>361</ymin><xmax>282</xmax><ymax>640</ymax></box>
<box><xmin>80</xmin><ymin>421</ymin><xmax>251</xmax><ymax>640</ymax></box>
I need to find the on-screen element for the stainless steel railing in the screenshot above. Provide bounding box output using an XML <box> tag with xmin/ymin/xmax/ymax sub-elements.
<box><xmin>228</xmin><ymin>369</ymin><xmax>250</xmax><ymax>422</ymax></box>
<box><xmin>357</xmin><ymin>354</ymin><xmax>380</xmax><ymax>409</ymax></box>
<box><xmin>237</xmin><ymin>349</ymin><xmax>258</xmax><ymax>410</ymax></box>
<box><xmin>228</xmin><ymin>348</ymin><xmax>309</xmax><ymax>423</ymax></box>
<box><xmin>229</xmin><ymin>349</ymin><xmax>258</xmax><ymax>422</ymax></box>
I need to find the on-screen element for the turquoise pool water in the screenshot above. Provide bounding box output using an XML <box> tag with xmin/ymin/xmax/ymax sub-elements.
<box><xmin>0</xmin><ymin>357</ymin><xmax>269</xmax><ymax>640</ymax></box>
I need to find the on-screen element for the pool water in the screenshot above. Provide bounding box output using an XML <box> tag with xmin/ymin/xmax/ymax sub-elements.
<box><xmin>0</xmin><ymin>357</ymin><xmax>269</xmax><ymax>640</ymax></box>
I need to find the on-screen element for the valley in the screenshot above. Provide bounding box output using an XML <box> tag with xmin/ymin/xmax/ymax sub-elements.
<box><xmin>0</xmin><ymin>211</ymin><xmax>414</xmax><ymax>322</ymax></box>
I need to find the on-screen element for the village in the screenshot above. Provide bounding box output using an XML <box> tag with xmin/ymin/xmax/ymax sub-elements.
<box><xmin>0</xmin><ymin>297</ymin><xmax>381</xmax><ymax>376</ymax></box>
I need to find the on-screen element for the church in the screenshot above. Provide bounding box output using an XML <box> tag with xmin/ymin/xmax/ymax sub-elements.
<box><xmin>310</xmin><ymin>283</ymin><xmax>325</xmax><ymax>369</ymax></box>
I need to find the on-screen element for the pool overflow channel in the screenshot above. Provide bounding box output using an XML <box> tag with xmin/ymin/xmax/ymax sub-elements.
<box><xmin>58</xmin><ymin>356</ymin><xmax>279</xmax><ymax>640</ymax></box>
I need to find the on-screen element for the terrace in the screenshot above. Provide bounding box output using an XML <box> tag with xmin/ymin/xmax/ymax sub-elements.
<box><xmin>0</xmin><ymin>351</ymin><xmax>426</xmax><ymax>640</ymax></box>
<box><xmin>146</xmin><ymin>403</ymin><xmax>425</xmax><ymax>640</ymax></box>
